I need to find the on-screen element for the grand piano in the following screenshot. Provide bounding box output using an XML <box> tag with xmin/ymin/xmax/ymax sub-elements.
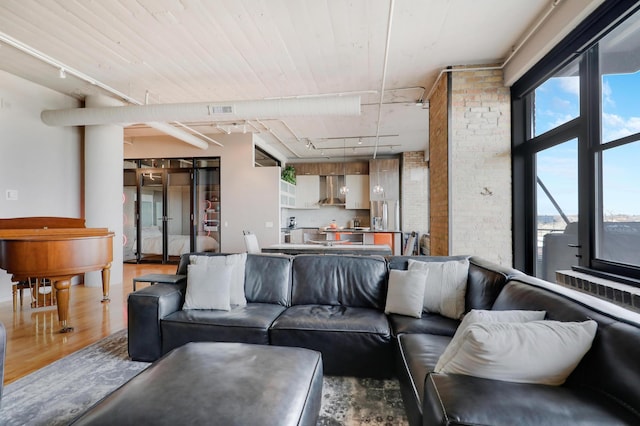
<box><xmin>0</xmin><ymin>217</ymin><xmax>114</xmax><ymax>333</ymax></box>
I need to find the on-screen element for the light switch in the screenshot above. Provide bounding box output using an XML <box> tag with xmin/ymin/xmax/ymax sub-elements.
<box><xmin>6</xmin><ymin>189</ymin><xmax>18</xmax><ymax>201</ymax></box>
<box><xmin>265</xmin><ymin>221</ymin><xmax>274</xmax><ymax>228</ymax></box>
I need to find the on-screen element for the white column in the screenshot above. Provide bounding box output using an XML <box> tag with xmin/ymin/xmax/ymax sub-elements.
<box><xmin>84</xmin><ymin>95</ymin><xmax>124</xmax><ymax>287</ymax></box>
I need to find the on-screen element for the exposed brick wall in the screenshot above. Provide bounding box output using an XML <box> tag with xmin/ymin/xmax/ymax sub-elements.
<box><xmin>401</xmin><ymin>151</ymin><xmax>429</xmax><ymax>253</ymax></box>
<box><xmin>429</xmin><ymin>73</ymin><xmax>449</xmax><ymax>256</ymax></box>
<box><xmin>449</xmin><ymin>66</ymin><xmax>512</xmax><ymax>265</ymax></box>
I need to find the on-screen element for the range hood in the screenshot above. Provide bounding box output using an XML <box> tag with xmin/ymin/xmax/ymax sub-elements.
<box><xmin>318</xmin><ymin>175</ymin><xmax>345</xmax><ymax>206</ymax></box>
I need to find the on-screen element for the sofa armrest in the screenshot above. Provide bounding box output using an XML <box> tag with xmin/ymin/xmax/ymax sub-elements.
<box><xmin>423</xmin><ymin>373</ymin><xmax>638</xmax><ymax>426</ymax></box>
<box><xmin>128</xmin><ymin>282</ymin><xmax>185</xmax><ymax>362</ymax></box>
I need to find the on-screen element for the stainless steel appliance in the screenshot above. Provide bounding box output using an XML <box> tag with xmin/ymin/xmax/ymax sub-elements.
<box><xmin>370</xmin><ymin>200</ymin><xmax>400</xmax><ymax>231</ymax></box>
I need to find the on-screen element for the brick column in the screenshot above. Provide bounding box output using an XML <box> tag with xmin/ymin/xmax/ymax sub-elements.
<box><xmin>428</xmin><ymin>66</ymin><xmax>512</xmax><ymax>265</ymax></box>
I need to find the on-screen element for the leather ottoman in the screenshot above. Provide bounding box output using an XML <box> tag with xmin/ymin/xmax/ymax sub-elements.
<box><xmin>70</xmin><ymin>342</ymin><xmax>323</xmax><ymax>426</ymax></box>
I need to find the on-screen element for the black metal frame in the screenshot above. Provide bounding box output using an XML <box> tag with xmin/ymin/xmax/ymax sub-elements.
<box><xmin>511</xmin><ymin>0</ymin><xmax>640</xmax><ymax>283</ymax></box>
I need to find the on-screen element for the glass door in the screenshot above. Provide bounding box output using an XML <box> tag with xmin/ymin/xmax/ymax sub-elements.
<box><xmin>165</xmin><ymin>169</ymin><xmax>192</xmax><ymax>263</ymax></box>
<box><xmin>123</xmin><ymin>157</ymin><xmax>222</xmax><ymax>263</ymax></box>
<box><xmin>137</xmin><ymin>168</ymin><xmax>165</xmax><ymax>263</ymax></box>
<box><xmin>123</xmin><ymin>169</ymin><xmax>138</xmax><ymax>263</ymax></box>
<box><xmin>194</xmin><ymin>159</ymin><xmax>221</xmax><ymax>253</ymax></box>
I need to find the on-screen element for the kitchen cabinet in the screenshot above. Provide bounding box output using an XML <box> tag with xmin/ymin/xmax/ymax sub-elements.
<box><xmin>294</xmin><ymin>175</ymin><xmax>320</xmax><ymax>209</ymax></box>
<box><xmin>369</xmin><ymin>158</ymin><xmax>399</xmax><ymax>201</ymax></box>
<box><xmin>318</xmin><ymin>162</ymin><xmax>343</xmax><ymax>176</ymax></box>
<box><xmin>344</xmin><ymin>161</ymin><xmax>369</xmax><ymax>175</ymax></box>
<box><xmin>345</xmin><ymin>175</ymin><xmax>370</xmax><ymax>209</ymax></box>
<box><xmin>362</xmin><ymin>231</ymin><xmax>402</xmax><ymax>255</ymax></box>
<box><xmin>280</xmin><ymin>179</ymin><xmax>296</xmax><ymax>208</ymax></box>
<box><xmin>293</xmin><ymin>161</ymin><xmax>369</xmax><ymax>176</ymax></box>
<box><xmin>293</xmin><ymin>163</ymin><xmax>320</xmax><ymax>176</ymax></box>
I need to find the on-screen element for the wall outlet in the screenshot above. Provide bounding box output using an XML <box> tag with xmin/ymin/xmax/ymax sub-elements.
<box><xmin>6</xmin><ymin>189</ymin><xmax>18</xmax><ymax>200</ymax></box>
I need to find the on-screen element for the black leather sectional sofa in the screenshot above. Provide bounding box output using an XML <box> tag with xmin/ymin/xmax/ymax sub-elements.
<box><xmin>128</xmin><ymin>253</ymin><xmax>640</xmax><ymax>425</ymax></box>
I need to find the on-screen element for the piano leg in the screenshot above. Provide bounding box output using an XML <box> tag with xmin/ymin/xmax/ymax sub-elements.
<box><xmin>101</xmin><ymin>263</ymin><xmax>111</xmax><ymax>303</ymax></box>
<box><xmin>53</xmin><ymin>278</ymin><xmax>74</xmax><ymax>333</ymax></box>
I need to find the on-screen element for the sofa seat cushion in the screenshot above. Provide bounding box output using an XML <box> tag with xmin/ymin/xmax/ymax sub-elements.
<box><xmin>424</xmin><ymin>372</ymin><xmax>640</xmax><ymax>426</ymax></box>
<box><xmin>388</xmin><ymin>312</ymin><xmax>459</xmax><ymax>338</ymax></box>
<box><xmin>395</xmin><ymin>333</ymin><xmax>451</xmax><ymax>426</ymax></box>
<box><xmin>161</xmin><ymin>303</ymin><xmax>286</xmax><ymax>354</ymax></box>
<box><xmin>270</xmin><ymin>305</ymin><xmax>392</xmax><ymax>377</ymax></box>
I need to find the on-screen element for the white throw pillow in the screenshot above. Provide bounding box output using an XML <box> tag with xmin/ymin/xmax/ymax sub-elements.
<box><xmin>435</xmin><ymin>309</ymin><xmax>547</xmax><ymax>371</ymax></box>
<box><xmin>190</xmin><ymin>254</ymin><xmax>247</xmax><ymax>306</ymax></box>
<box><xmin>385</xmin><ymin>269</ymin><xmax>429</xmax><ymax>318</ymax></box>
<box><xmin>408</xmin><ymin>259</ymin><xmax>469</xmax><ymax>319</ymax></box>
<box><xmin>183</xmin><ymin>262</ymin><xmax>233</xmax><ymax>310</ymax></box>
<box><xmin>436</xmin><ymin>320</ymin><xmax>598</xmax><ymax>385</ymax></box>
<box><xmin>225</xmin><ymin>253</ymin><xmax>247</xmax><ymax>307</ymax></box>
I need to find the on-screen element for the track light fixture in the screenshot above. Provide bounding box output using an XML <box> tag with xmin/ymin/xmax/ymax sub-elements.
<box><xmin>58</xmin><ymin>68</ymin><xmax>66</xmax><ymax>79</ymax></box>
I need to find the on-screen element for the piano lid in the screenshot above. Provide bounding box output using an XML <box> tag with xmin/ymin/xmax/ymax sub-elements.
<box><xmin>0</xmin><ymin>216</ymin><xmax>86</xmax><ymax>230</ymax></box>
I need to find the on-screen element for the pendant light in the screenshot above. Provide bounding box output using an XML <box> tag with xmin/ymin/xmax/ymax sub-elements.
<box><xmin>339</xmin><ymin>139</ymin><xmax>349</xmax><ymax>195</ymax></box>
<box><xmin>373</xmin><ymin>159</ymin><xmax>384</xmax><ymax>195</ymax></box>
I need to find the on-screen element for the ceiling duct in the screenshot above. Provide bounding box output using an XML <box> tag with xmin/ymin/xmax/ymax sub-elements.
<box><xmin>41</xmin><ymin>96</ymin><xmax>361</xmax><ymax>127</ymax></box>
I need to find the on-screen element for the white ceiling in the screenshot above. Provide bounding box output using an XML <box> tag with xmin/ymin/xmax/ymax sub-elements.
<box><xmin>0</xmin><ymin>0</ymin><xmax>567</xmax><ymax>162</ymax></box>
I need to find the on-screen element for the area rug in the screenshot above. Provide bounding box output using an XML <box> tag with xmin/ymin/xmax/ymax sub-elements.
<box><xmin>0</xmin><ymin>330</ymin><xmax>408</xmax><ymax>425</ymax></box>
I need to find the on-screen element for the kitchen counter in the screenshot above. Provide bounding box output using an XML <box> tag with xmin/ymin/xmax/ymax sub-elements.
<box><xmin>262</xmin><ymin>243</ymin><xmax>392</xmax><ymax>256</ymax></box>
<box><xmin>322</xmin><ymin>228</ymin><xmax>402</xmax><ymax>233</ymax></box>
<box><xmin>281</xmin><ymin>228</ymin><xmax>404</xmax><ymax>254</ymax></box>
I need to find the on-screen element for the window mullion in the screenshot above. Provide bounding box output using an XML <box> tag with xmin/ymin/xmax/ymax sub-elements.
<box><xmin>579</xmin><ymin>48</ymin><xmax>600</xmax><ymax>269</ymax></box>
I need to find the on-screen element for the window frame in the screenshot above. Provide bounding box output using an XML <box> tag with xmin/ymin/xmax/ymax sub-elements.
<box><xmin>512</xmin><ymin>0</ymin><xmax>640</xmax><ymax>283</ymax></box>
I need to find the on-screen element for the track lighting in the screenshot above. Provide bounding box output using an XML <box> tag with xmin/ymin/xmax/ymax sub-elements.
<box><xmin>58</xmin><ymin>68</ymin><xmax>66</xmax><ymax>79</ymax></box>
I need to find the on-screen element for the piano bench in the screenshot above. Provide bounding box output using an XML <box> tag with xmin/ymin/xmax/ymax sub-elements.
<box><xmin>12</xmin><ymin>279</ymin><xmax>55</xmax><ymax>311</ymax></box>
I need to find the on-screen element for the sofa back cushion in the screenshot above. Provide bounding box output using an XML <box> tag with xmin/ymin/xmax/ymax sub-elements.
<box><xmin>387</xmin><ymin>256</ymin><xmax>518</xmax><ymax>313</ymax></box>
<box><xmin>291</xmin><ymin>255</ymin><xmax>387</xmax><ymax>309</ymax></box>
<box><xmin>177</xmin><ymin>253</ymin><xmax>292</xmax><ymax>306</ymax></box>
<box><xmin>466</xmin><ymin>256</ymin><xmax>522</xmax><ymax>311</ymax></box>
<box><xmin>493</xmin><ymin>275</ymin><xmax>640</xmax><ymax>412</ymax></box>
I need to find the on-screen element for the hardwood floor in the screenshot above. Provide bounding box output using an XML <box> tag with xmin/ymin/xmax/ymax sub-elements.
<box><xmin>0</xmin><ymin>263</ymin><xmax>176</xmax><ymax>385</ymax></box>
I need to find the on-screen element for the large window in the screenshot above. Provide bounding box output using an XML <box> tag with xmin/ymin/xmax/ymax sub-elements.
<box><xmin>512</xmin><ymin>2</ymin><xmax>640</xmax><ymax>282</ymax></box>
<box><xmin>533</xmin><ymin>59</ymin><xmax>580</xmax><ymax>137</ymax></box>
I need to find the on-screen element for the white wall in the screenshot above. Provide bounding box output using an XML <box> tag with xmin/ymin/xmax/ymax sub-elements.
<box><xmin>124</xmin><ymin>133</ymin><xmax>281</xmax><ymax>253</ymax></box>
<box><xmin>0</xmin><ymin>71</ymin><xmax>83</xmax><ymax>301</ymax></box>
<box><xmin>449</xmin><ymin>68</ymin><xmax>512</xmax><ymax>266</ymax></box>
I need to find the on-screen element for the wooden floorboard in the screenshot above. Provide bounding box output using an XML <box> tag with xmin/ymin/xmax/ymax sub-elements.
<box><xmin>0</xmin><ymin>263</ymin><xmax>176</xmax><ymax>385</ymax></box>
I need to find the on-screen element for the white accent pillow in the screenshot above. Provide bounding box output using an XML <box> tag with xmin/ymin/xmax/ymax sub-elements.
<box><xmin>435</xmin><ymin>309</ymin><xmax>547</xmax><ymax>371</ymax></box>
<box><xmin>183</xmin><ymin>262</ymin><xmax>232</xmax><ymax>310</ymax></box>
<box><xmin>189</xmin><ymin>254</ymin><xmax>247</xmax><ymax>306</ymax></box>
<box><xmin>436</xmin><ymin>320</ymin><xmax>598</xmax><ymax>385</ymax></box>
<box><xmin>384</xmin><ymin>269</ymin><xmax>429</xmax><ymax>318</ymax></box>
<box><xmin>225</xmin><ymin>253</ymin><xmax>247</xmax><ymax>306</ymax></box>
<box><xmin>408</xmin><ymin>259</ymin><xmax>469</xmax><ymax>319</ymax></box>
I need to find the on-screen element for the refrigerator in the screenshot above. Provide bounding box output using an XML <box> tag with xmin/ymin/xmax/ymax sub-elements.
<box><xmin>370</xmin><ymin>200</ymin><xmax>400</xmax><ymax>231</ymax></box>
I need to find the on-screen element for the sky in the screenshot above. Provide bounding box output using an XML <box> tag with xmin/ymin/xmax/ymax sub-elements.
<box><xmin>533</xmin><ymin>70</ymin><xmax>640</xmax><ymax>217</ymax></box>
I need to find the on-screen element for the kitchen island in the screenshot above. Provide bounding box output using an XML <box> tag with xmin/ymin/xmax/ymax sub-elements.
<box><xmin>324</xmin><ymin>229</ymin><xmax>403</xmax><ymax>255</ymax></box>
<box><xmin>262</xmin><ymin>243</ymin><xmax>392</xmax><ymax>256</ymax></box>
